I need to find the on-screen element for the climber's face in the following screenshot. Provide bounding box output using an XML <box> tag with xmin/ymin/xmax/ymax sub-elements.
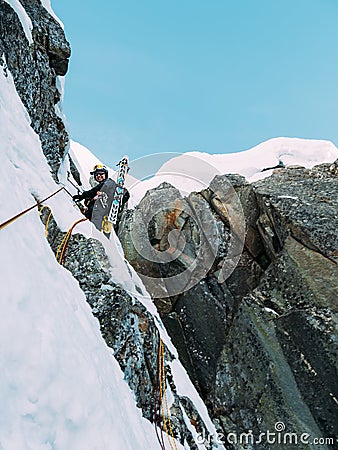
<box><xmin>95</xmin><ymin>171</ymin><xmax>106</xmax><ymax>182</ymax></box>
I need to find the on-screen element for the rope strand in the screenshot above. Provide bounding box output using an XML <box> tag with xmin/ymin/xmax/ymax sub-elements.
<box><xmin>157</xmin><ymin>339</ymin><xmax>178</xmax><ymax>450</ymax></box>
<box><xmin>56</xmin><ymin>218</ymin><xmax>88</xmax><ymax>265</ymax></box>
<box><xmin>39</xmin><ymin>205</ymin><xmax>53</xmax><ymax>237</ymax></box>
<box><xmin>154</xmin><ymin>339</ymin><xmax>166</xmax><ymax>450</ymax></box>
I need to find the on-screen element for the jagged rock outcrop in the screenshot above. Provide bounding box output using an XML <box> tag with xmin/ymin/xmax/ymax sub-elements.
<box><xmin>119</xmin><ymin>162</ymin><xmax>338</xmax><ymax>449</ymax></box>
<box><xmin>0</xmin><ymin>0</ymin><xmax>71</xmax><ymax>176</ymax></box>
<box><xmin>212</xmin><ymin>163</ymin><xmax>337</xmax><ymax>447</ymax></box>
<box><xmin>119</xmin><ymin>181</ymin><xmax>238</xmax><ymax>396</ymax></box>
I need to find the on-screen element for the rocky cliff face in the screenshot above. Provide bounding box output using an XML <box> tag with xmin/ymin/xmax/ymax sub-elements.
<box><xmin>119</xmin><ymin>161</ymin><xmax>338</xmax><ymax>448</ymax></box>
<box><xmin>0</xmin><ymin>0</ymin><xmax>71</xmax><ymax>177</ymax></box>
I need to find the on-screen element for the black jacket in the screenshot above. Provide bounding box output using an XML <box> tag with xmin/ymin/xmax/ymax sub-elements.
<box><xmin>76</xmin><ymin>179</ymin><xmax>130</xmax><ymax>220</ymax></box>
<box><xmin>77</xmin><ymin>180</ymin><xmax>106</xmax><ymax>201</ymax></box>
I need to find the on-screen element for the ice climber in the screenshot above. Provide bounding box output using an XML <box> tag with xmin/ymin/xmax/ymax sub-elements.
<box><xmin>72</xmin><ymin>164</ymin><xmax>130</xmax><ymax>229</ymax></box>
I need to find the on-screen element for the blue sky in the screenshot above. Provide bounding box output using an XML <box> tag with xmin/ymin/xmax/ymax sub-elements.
<box><xmin>53</xmin><ymin>0</ymin><xmax>338</xmax><ymax>164</ymax></box>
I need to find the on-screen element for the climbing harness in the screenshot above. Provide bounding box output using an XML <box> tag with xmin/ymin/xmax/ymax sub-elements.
<box><xmin>0</xmin><ymin>187</ymin><xmax>64</xmax><ymax>231</ymax></box>
<box><xmin>55</xmin><ymin>217</ymin><xmax>88</xmax><ymax>265</ymax></box>
<box><xmin>154</xmin><ymin>338</ymin><xmax>178</xmax><ymax>450</ymax></box>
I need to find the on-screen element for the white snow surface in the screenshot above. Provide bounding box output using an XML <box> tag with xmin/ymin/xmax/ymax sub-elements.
<box><xmin>0</xmin><ymin>66</ymin><xmax>223</xmax><ymax>448</ymax></box>
<box><xmin>4</xmin><ymin>0</ymin><xmax>33</xmax><ymax>44</ymax></box>
<box><xmin>54</xmin><ymin>77</ymin><xmax>66</xmax><ymax>122</ymax></box>
<box><xmin>0</xmin><ymin>66</ymin><xmax>179</xmax><ymax>450</ymax></box>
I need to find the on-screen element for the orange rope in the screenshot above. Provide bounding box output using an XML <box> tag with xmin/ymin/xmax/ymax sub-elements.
<box><xmin>56</xmin><ymin>218</ymin><xmax>88</xmax><ymax>265</ymax></box>
<box><xmin>158</xmin><ymin>339</ymin><xmax>178</xmax><ymax>450</ymax></box>
<box><xmin>39</xmin><ymin>205</ymin><xmax>53</xmax><ymax>237</ymax></box>
<box><xmin>154</xmin><ymin>339</ymin><xmax>166</xmax><ymax>450</ymax></box>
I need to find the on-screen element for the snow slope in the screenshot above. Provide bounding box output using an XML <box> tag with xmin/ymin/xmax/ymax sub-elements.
<box><xmin>0</xmin><ymin>58</ymin><xmax>178</xmax><ymax>450</ymax></box>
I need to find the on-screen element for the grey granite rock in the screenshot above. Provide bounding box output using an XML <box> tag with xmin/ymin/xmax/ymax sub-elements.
<box><xmin>0</xmin><ymin>0</ymin><xmax>71</xmax><ymax>176</ymax></box>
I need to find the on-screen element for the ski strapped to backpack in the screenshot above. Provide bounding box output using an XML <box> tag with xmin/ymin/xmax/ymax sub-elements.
<box><xmin>101</xmin><ymin>155</ymin><xmax>129</xmax><ymax>235</ymax></box>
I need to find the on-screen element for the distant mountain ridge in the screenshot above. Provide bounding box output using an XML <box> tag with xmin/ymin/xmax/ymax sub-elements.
<box><xmin>71</xmin><ymin>137</ymin><xmax>338</xmax><ymax>207</ymax></box>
